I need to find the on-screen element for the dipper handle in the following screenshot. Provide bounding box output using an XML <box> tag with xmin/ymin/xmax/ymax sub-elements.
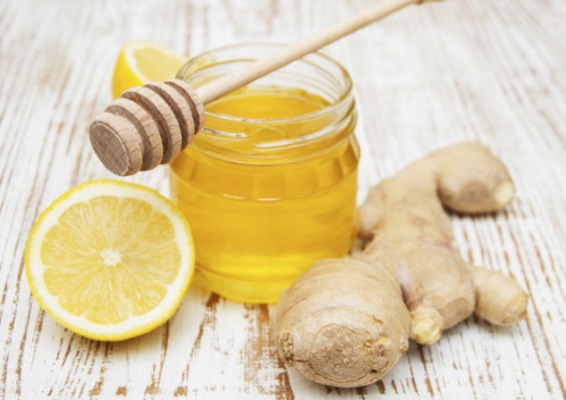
<box><xmin>90</xmin><ymin>0</ymin><xmax>440</xmax><ymax>175</ymax></box>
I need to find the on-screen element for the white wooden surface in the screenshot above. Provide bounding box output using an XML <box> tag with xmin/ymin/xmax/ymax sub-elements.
<box><xmin>1</xmin><ymin>0</ymin><xmax>565</xmax><ymax>398</ymax></box>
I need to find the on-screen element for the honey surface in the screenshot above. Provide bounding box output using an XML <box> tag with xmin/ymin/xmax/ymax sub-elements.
<box><xmin>170</xmin><ymin>87</ymin><xmax>358</xmax><ymax>303</ymax></box>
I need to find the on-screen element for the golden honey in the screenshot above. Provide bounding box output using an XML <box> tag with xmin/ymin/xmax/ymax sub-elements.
<box><xmin>171</xmin><ymin>44</ymin><xmax>359</xmax><ymax>303</ymax></box>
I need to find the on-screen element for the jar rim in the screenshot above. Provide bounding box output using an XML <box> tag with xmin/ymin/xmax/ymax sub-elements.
<box><xmin>177</xmin><ymin>42</ymin><xmax>354</xmax><ymax>127</ymax></box>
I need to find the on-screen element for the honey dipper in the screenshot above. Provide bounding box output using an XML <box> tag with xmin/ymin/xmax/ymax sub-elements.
<box><xmin>90</xmin><ymin>0</ymin><xmax>441</xmax><ymax>176</ymax></box>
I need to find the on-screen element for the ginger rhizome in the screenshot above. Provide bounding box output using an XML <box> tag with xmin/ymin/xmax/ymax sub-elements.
<box><xmin>273</xmin><ymin>142</ymin><xmax>528</xmax><ymax>388</ymax></box>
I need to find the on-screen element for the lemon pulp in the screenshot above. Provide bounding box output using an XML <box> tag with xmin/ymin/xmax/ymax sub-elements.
<box><xmin>111</xmin><ymin>42</ymin><xmax>187</xmax><ymax>98</ymax></box>
<box><xmin>41</xmin><ymin>196</ymin><xmax>180</xmax><ymax>324</ymax></box>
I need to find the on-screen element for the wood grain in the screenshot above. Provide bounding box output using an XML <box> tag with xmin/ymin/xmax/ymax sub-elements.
<box><xmin>1</xmin><ymin>0</ymin><xmax>565</xmax><ymax>398</ymax></box>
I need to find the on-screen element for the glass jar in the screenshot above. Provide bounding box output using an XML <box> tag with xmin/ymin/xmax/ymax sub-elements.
<box><xmin>170</xmin><ymin>43</ymin><xmax>359</xmax><ymax>304</ymax></box>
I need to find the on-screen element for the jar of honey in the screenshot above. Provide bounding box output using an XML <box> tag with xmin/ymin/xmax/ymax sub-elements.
<box><xmin>170</xmin><ymin>43</ymin><xmax>359</xmax><ymax>303</ymax></box>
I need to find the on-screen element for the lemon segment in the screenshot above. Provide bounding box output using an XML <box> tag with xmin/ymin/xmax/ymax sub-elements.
<box><xmin>25</xmin><ymin>180</ymin><xmax>194</xmax><ymax>341</ymax></box>
<box><xmin>111</xmin><ymin>41</ymin><xmax>188</xmax><ymax>98</ymax></box>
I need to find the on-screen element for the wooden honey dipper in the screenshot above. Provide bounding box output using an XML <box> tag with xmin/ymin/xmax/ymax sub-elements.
<box><xmin>90</xmin><ymin>0</ymin><xmax>441</xmax><ymax>176</ymax></box>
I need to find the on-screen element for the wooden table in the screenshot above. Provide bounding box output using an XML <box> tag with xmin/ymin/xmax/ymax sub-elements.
<box><xmin>1</xmin><ymin>0</ymin><xmax>564</xmax><ymax>398</ymax></box>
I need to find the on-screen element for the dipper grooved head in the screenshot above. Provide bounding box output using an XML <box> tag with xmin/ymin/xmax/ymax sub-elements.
<box><xmin>89</xmin><ymin>79</ymin><xmax>204</xmax><ymax>176</ymax></box>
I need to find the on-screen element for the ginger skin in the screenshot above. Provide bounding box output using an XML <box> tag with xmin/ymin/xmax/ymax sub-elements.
<box><xmin>274</xmin><ymin>142</ymin><xmax>528</xmax><ymax>388</ymax></box>
<box><xmin>276</xmin><ymin>258</ymin><xmax>411</xmax><ymax>387</ymax></box>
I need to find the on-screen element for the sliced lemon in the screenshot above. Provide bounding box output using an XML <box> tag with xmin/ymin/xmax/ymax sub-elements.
<box><xmin>111</xmin><ymin>41</ymin><xmax>188</xmax><ymax>98</ymax></box>
<box><xmin>25</xmin><ymin>179</ymin><xmax>194</xmax><ymax>341</ymax></box>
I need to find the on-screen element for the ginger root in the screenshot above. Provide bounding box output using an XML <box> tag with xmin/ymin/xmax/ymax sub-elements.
<box><xmin>273</xmin><ymin>142</ymin><xmax>528</xmax><ymax>388</ymax></box>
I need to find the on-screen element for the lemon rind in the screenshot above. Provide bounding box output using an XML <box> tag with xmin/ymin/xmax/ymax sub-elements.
<box><xmin>24</xmin><ymin>179</ymin><xmax>195</xmax><ymax>341</ymax></box>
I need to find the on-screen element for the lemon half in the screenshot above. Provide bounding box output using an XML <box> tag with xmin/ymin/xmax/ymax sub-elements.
<box><xmin>111</xmin><ymin>41</ymin><xmax>187</xmax><ymax>98</ymax></box>
<box><xmin>25</xmin><ymin>180</ymin><xmax>194</xmax><ymax>341</ymax></box>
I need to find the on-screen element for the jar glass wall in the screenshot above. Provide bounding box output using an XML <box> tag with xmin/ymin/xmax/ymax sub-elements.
<box><xmin>171</xmin><ymin>43</ymin><xmax>359</xmax><ymax>303</ymax></box>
